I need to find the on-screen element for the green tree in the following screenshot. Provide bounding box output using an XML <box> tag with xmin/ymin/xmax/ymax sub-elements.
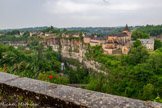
<box><xmin>23</xmin><ymin>31</ymin><xmax>30</xmax><ymax>36</ymax></box>
<box><xmin>132</xmin><ymin>31</ymin><xmax>150</xmax><ymax>40</ymax></box>
<box><xmin>35</xmin><ymin>44</ymin><xmax>44</xmax><ymax>79</ymax></box>
<box><xmin>154</xmin><ymin>40</ymin><xmax>162</xmax><ymax>50</ymax></box>
<box><xmin>142</xmin><ymin>84</ymin><xmax>155</xmax><ymax>100</ymax></box>
<box><xmin>133</xmin><ymin>39</ymin><xmax>142</xmax><ymax>48</ymax></box>
<box><xmin>123</xmin><ymin>46</ymin><xmax>149</xmax><ymax>65</ymax></box>
<box><xmin>6</xmin><ymin>30</ymin><xmax>20</xmax><ymax>35</ymax></box>
<box><xmin>63</xmin><ymin>28</ymin><xmax>67</xmax><ymax>32</ymax></box>
<box><xmin>79</xmin><ymin>32</ymin><xmax>83</xmax><ymax>40</ymax></box>
<box><xmin>154</xmin><ymin>97</ymin><xmax>162</xmax><ymax>103</ymax></box>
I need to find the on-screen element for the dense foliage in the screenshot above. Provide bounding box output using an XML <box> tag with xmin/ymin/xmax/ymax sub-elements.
<box><xmin>135</xmin><ymin>25</ymin><xmax>162</xmax><ymax>36</ymax></box>
<box><xmin>132</xmin><ymin>31</ymin><xmax>150</xmax><ymax>40</ymax></box>
<box><xmin>155</xmin><ymin>40</ymin><xmax>162</xmax><ymax>50</ymax></box>
<box><xmin>0</xmin><ymin>30</ymin><xmax>42</xmax><ymax>41</ymax></box>
<box><xmin>86</xmin><ymin>45</ymin><xmax>162</xmax><ymax>102</ymax></box>
<box><xmin>63</xmin><ymin>58</ymin><xmax>89</xmax><ymax>84</ymax></box>
<box><xmin>0</xmin><ymin>42</ymin><xmax>89</xmax><ymax>85</ymax></box>
<box><xmin>0</xmin><ymin>43</ymin><xmax>69</xmax><ymax>84</ymax></box>
<box><xmin>5</xmin><ymin>30</ymin><xmax>20</xmax><ymax>35</ymax></box>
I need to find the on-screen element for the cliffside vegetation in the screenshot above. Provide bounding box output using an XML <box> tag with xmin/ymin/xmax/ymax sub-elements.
<box><xmin>62</xmin><ymin>58</ymin><xmax>89</xmax><ymax>84</ymax></box>
<box><xmin>0</xmin><ymin>43</ymin><xmax>69</xmax><ymax>84</ymax></box>
<box><xmin>0</xmin><ymin>42</ymin><xmax>89</xmax><ymax>85</ymax></box>
<box><xmin>85</xmin><ymin>42</ymin><xmax>162</xmax><ymax>102</ymax></box>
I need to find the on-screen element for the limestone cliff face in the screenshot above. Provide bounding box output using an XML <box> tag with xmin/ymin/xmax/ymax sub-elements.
<box><xmin>84</xmin><ymin>60</ymin><xmax>107</xmax><ymax>74</ymax></box>
<box><xmin>45</xmin><ymin>38</ymin><xmax>107</xmax><ymax>74</ymax></box>
<box><xmin>46</xmin><ymin>38</ymin><xmax>87</xmax><ymax>63</ymax></box>
<box><xmin>61</xmin><ymin>39</ymin><xmax>83</xmax><ymax>62</ymax></box>
<box><xmin>2</xmin><ymin>38</ymin><xmax>107</xmax><ymax>74</ymax></box>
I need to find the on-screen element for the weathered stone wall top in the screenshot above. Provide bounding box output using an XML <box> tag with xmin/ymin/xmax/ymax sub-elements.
<box><xmin>0</xmin><ymin>72</ymin><xmax>162</xmax><ymax>108</ymax></box>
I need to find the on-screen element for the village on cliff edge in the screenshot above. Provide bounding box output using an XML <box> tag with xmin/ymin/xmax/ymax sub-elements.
<box><xmin>1</xmin><ymin>25</ymin><xmax>154</xmax><ymax>55</ymax></box>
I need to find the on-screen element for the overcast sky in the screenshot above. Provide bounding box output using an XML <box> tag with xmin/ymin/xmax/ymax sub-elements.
<box><xmin>0</xmin><ymin>0</ymin><xmax>162</xmax><ymax>29</ymax></box>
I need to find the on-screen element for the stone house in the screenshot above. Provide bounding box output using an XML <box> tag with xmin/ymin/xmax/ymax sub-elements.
<box><xmin>103</xmin><ymin>24</ymin><xmax>131</xmax><ymax>55</ymax></box>
<box><xmin>140</xmin><ymin>39</ymin><xmax>154</xmax><ymax>51</ymax></box>
<box><xmin>30</xmin><ymin>31</ymin><xmax>37</xmax><ymax>36</ymax></box>
<box><xmin>30</xmin><ymin>31</ymin><xmax>44</xmax><ymax>37</ymax></box>
<box><xmin>83</xmin><ymin>33</ymin><xmax>107</xmax><ymax>46</ymax></box>
<box><xmin>107</xmin><ymin>32</ymin><xmax>131</xmax><ymax>49</ymax></box>
<box><xmin>83</xmin><ymin>33</ymin><xmax>93</xmax><ymax>43</ymax></box>
<box><xmin>84</xmin><ymin>36</ymin><xmax>92</xmax><ymax>43</ymax></box>
<box><xmin>65</xmin><ymin>32</ymin><xmax>80</xmax><ymax>38</ymax></box>
<box><xmin>131</xmin><ymin>39</ymin><xmax>154</xmax><ymax>51</ymax></box>
<box><xmin>2</xmin><ymin>41</ymin><xmax>27</xmax><ymax>49</ymax></box>
<box><xmin>39</xmin><ymin>32</ymin><xmax>44</xmax><ymax>36</ymax></box>
<box><xmin>0</xmin><ymin>33</ymin><xmax>4</xmax><ymax>36</ymax></box>
<box><xmin>90</xmin><ymin>37</ymin><xmax>107</xmax><ymax>46</ymax></box>
<box><xmin>25</xmin><ymin>47</ymin><xmax>30</xmax><ymax>50</ymax></box>
<box><xmin>20</xmin><ymin>32</ymin><xmax>24</xmax><ymax>36</ymax></box>
<box><xmin>45</xmin><ymin>33</ymin><xmax>56</xmax><ymax>37</ymax></box>
<box><xmin>134</xmin><ymin>39</ymin><xmax>154</xmax><ymax>51</ymax></box>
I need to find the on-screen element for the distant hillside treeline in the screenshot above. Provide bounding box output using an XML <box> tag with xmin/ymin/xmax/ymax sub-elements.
<box><xmin>60</xmin><ymin>26</ymin><xmax>137</xmax><ymax>35</ymax></box>
<box><xmin>1</xmin><ymin>26</ymin><xmax>139</xmax><ymax>35</ymax></box>
<box><xmin>136</xmin><ymin>25</ymin><xmax>162</xmax><ymax>36</ymax></box>
<box><xmin>0</xmin><ymin>26</ymin><xmax>49</xmax><ymax>32</ymax></box>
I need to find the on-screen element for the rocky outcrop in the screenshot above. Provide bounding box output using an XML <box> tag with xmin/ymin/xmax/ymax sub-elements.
<box><xmin>1</xmin><ymin>38</ymin><xmax>107</xmax><ymax>74</ymax></box>
<box><xmin>38</xmin><ymin>38</ymin><xmax>108</xmax><ymax>74</ymax></box>
<box><xmin>45</xmin><ymin>38</ymin><xmax>87</xmax><ymax>63</ymax></box>
<box><xmin>1</xmin><ymin>41</ymin><xmax>27</xmax><ymax>46</ymax></box>
<box><xmin>84</xmin><ymin>60</ymin><xmax>107</xmax><ymax>74</ymax></box>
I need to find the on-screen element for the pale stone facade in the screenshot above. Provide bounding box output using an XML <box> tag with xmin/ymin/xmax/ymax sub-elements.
<box><xmin>102</xmin><ymin>24</ymin><xmax>131</xmax><ymax>55</ymax></box>
<box><xmin>103</xmin><ymin>48</ymin><xmax>113</xmax><ymax>55</ymax></box>
<box><xmin>84</xmin><ymin>37</ymin><xmax>91</xmax><ymax>43</ymax></box>
<box><xmin>30</xmin><ymin>32</ymin><xmax>37</xmax><ymax>36</ymax></box>
<box><xmin>45</xmin><ymin>33</ymin><xmax>56</xmax><ymax>37</ymax></box>
<box><xmin>20</xmin><ymin>32</ymin><xmax>24</xmax><ymax>36</ymax></box>
<box><xmin>64</xmin><ymin>32</ymin><xmax>80</xmax><ymax>38</ymax></box>
<box><xmin>90</xmin><ymin>42</ymin><xmax>100</xmax><ymax>46</ymax></box>
<box><xmin>131</xmin><ymin>39</ymin><xmax>154</xmax><ymax>51</ymax></box>
<box><xmin>140</xmin><ymin>39</ymin><xmax>154</xmax><ymax>51</ymax></box>
<box><xmin>83</xmin><ymin>33</ymin><xmax>107</xmax><ymax>46</ymax></box>
<box><xmin>90</xmin><ymin>39</ymin><xmax>107</xmax><ymax>46</ymax></box>
<box><xmin>122</xmin><ymin>46</ymin><xmax>129</xmax><ymax>55</ymax></box>
<box><xmin>0</xmin><ymin>33</ymin><xmax>4</xmax><ymax>36</ymax></box>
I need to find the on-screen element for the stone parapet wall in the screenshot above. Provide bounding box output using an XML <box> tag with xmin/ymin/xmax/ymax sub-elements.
<box><xmin>0</xmin><ymin>72</ymin><xmax>162</xmax><ymax>107</ymax></box>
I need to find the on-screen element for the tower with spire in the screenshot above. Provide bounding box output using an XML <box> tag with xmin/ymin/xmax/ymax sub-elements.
<box><xmin>122</xmin><ymin>24</ymin><xmax>131</xmax><ymax>40</ymax></box>
<box><xmin>125</xmin><ymin>24</ymin><xmax>129</xmax><ymax>31</ymax></box>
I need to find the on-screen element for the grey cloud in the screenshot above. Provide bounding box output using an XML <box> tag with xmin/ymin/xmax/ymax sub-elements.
<box><xmin>103</xmin><ymin>0</ymin><xmax>110</xmax><ymax>4</ymax></box>
<box><xmin>0</xmin><ymin>0</ymin><xmax>162</xmax><ymax>29</ymax></box>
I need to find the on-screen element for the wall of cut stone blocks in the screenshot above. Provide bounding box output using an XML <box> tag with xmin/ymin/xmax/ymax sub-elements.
<box><xmin>0</xmin><ymin>72</ymin><xmax>162</xmax><ymax>107</ymax></box>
